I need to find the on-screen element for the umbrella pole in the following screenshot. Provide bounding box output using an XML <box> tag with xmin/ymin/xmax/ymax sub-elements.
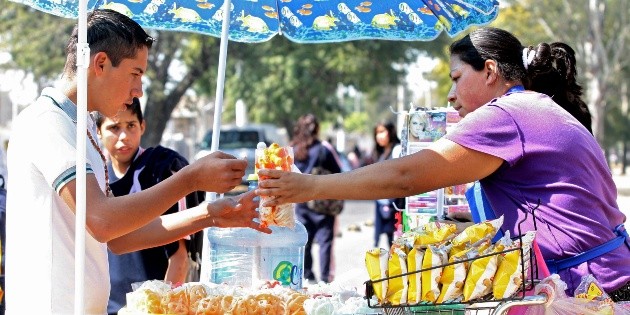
<box><xmin>74</xmin><ymin>0</ymin><xmax>89</xmax><ymax>313</ymax></box>
<box><xmin>208</xmin><ymin>0</ymin><xmax>232</xmax><ymax>202</ymax></box>
<box><xmin>200</xmin><ymin>0</ymin><xmax>232</xmax><ymax>282</ymax></box>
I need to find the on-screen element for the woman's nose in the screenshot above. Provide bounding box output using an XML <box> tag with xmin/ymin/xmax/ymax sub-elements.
<box><xmin>447</xmin><ymin>85</ymin><xmax>456</xmax><ymax>103</ymax></box>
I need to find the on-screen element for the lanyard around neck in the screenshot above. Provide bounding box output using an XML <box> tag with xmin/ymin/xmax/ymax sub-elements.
<box><xmin>506</xmin><ymin>85</ymin><xmax>525</xmax><ymax>94</ymax></box>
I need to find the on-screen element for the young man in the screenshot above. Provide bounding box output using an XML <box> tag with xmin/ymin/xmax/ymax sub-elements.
<box><xmin>95</xmin><ymin>99</ymin><xmax>203</xmax><ymax>315</ymax></box>
<box><xmin>5</xmin><ymin>9</ymin><xmax>268</xmax><ymax>314</ymax></box>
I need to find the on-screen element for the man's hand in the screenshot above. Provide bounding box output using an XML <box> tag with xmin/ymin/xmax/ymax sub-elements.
<box><xmin>207</xmin><ymin>190</ymin><xmax>271</xmax><ymax>233</ymax></box>
<box><xmin>189</xmin><ymin>151</ymin><xmax>247</xmax><ymax>193</ymax></box>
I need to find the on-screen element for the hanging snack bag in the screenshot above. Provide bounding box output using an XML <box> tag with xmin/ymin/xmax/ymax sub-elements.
<box><xmin>365</xmin><ymin>248</ymin><xmax>390</xmax><ymax>303</ymax></box>
<box><xmin>421</xmin><ymin>243</ymin><xmax>451</xmax><ymax>303</ymax></box>
<box><xmin>413</xmin><ymin>222</ymin><xmax>458</xmax><ymax>246</ymax></box>
<box><xmin>463</xmin><ymin>233</ymin><xmax>511</xmax><ymax>301</ymax></box>
<box><xmin>407</xmin><ymin>245</ymin><xmax>425</xmax><ymax>304</ymax></box>
<box><xmin>386</xmin><ymin>247</ymin><xmax>409</xmax><ymax>305</ymax></box>
<box><xmin>256</xmin><ymin>143</ymin><xmax>296</xmax><ymax>228</ymax></box>
<box><xmin>394</xmin><ymin>222</ymin><xmax>457</xmax><ymax>254</ymax></box>
<box><xmin>493</xmin><ymin>231</ymin><xmax>536</xmax><ymax>299</ymax></box>
<box><xmin>451</xmin><ymin>216</ymin><xmax>503</xmax><ymax>256</ymax></box>
<box><xmin>437</xmin><ymin>243</ymin><xmax>484</xmax><ymax>303</ymax></box>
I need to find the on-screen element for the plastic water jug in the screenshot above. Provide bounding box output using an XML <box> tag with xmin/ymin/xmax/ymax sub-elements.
<box><xmin>206</xmin><ymin>174</ymin><xmax>307</xmax><ymax>289</ymax></box>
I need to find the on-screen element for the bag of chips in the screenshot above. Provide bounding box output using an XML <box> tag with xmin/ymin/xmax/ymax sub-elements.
<box><xmin>421</xmin><ymin>243</ymin><xmax>451</xmax><ymax>302</ymax></box>
<box><xmin>493</xmin><ymin>231</ymin><xmax>536</xmax><ymax>299</ymax></box>
<box><xmin>365</xmin><ymin>248</ymin><xmax>389</xmax><ymax>303</ymax></box>
<box><xmin>255</xmin><ymin>143</ymin><xmax>296</xmax><ymax>228</ymax></box>
<box><xmin>386</xmin><ymin>247</ymin><xmax>409</xmax><ymax>305</ymax></box>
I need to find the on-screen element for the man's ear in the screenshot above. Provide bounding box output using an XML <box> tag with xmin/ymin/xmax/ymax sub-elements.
<box><xmin>140</xmin><ymin>120</ymin><xmax>146</xmax><ymax>136</ymax></box>
<box><xmin>92</xmin><ymin>52</ymin><xmax>108</xmax><ymax>75</ymax></box>
<box><xmin>484</xmin><ymin>59</ymin><xmax>499</xmax><ymax>84</ymax></box>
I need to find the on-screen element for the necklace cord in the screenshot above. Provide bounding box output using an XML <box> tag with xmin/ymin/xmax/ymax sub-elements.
<box><xmin>44</xmin><ymin>95</ymin><xmax>111</xmax><ymax>197</ymax></box>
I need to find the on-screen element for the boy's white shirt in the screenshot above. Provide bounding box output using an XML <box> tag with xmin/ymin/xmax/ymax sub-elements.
<box><xmin>6</xmin><ymin>87</ymin><xmax>110</xmax><ymax>314</ymax></box>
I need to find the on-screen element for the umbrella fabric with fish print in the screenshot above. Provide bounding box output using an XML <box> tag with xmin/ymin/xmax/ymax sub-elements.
<box><xmin>11</xmin><ymin>0</ymin><xmax>500</xmax><ymax>43</ymax></box>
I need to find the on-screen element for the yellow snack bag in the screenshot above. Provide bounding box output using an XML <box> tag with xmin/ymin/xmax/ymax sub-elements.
<box><xmin>437</xmin><ymin>246</ymin><xmax>478</xmax><ymax>303</ymax></box>
<box><xmin>414</xmin><ymin>222</ymin><xmax>457</xmax><ymax>246</ymax></box>
<box><xmin>463</xmin><ymin>241</ymin><xmax>503</xmax><ymax>301</ymax></box>
<box><xmin>407</xmin><ymin>245</ymin><xmax>425</xmax><ymax>304</ymax></box>
<box><xmin>421</xmin><ymin>243</ymin><xmax>450</xmax><ymax>303</ymax></box>
<box><xmin>493</xmin><ymin>231</ymin><xmax>536</xmax><ymax>299</ymax></box>
<box><xmin>365</xmin><ymin>248</ymin><xmax>389</xmax><ymax>302</ymax></box>
<box><xmin>451</xmin><ymin>216</ymin><xmax>503</xmax><ymax>255</ymax></box>
<box><xmin>386</xmin><ymin>247</ymin><xmax>409</xmax><ymax>305</ymax></box>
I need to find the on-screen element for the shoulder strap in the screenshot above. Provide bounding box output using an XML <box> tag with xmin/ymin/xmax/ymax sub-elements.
<box><xmin>316</xmin><ymin>144</ymin><xmax>326</xmax><ymax>167</ymax></box>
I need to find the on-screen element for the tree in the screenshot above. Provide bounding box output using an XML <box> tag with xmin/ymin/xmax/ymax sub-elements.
<box><xmin>1</xmin><ymin>1</ymin><xmax>449</xmax><ymax>147</ymax></box>
<box><xmin>522</xmin><ymin>0</ymin><xmax>629</xmax><ymax>147</ymax></box>
<box><xmin>426</xmin><ymin>0</ymin><xmax>629</xmax><ymax>150</ymax></box>
<box><xmin>0</xmin><ymin>5</ymin><xmax>74</xmax><ymax>89</ymax></box>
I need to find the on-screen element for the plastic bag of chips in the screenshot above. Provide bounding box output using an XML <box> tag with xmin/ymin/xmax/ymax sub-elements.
<box><xmin>386</xmin><ymin>247</ymin><xmax>409</xmax><ymax>305</ymax></box>
<box><xmin>407</xmin><ymin>245</ymin><xmax>425</xmax><ymax>304</ymax></box>
<box><xmin>255</xmin><ymin>143</ymin><xmax>296</xmax><ymax>228</ymax></box>
<box><xmin>451</xmin><ymin>216</ymin><xmax>503</xmax><ymax>256</ymax></box>
<box><xmin>365</xmin><ymin>248</ymin><xmax>389</xmax><ymax>303</ymax></box>
<box><xmin>463</xmin><ymin>234</ymin><xmax>510</xmax><ymax>301</ymax></box>
<box><xmin>421</xmin><ymin>243</ymin><xmax>451</xmax><ymax>302</ymax></box>
<box><xmin>437</xmin><ymin>245</ymin><xmax>480</xmax><ymax>303</ymax></box>
<box><xmin>493</xmin><ymin>231</ymin><xmax>536</xmax><ymax>299</ymax></box>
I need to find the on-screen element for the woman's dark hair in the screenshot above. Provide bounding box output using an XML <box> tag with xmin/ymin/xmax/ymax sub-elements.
<box><xmin>94</xmin><ymin>97</ymin><xmax>144</xmax><ymax>128</ymax></box>
<box><xmin>373</xmin><ymin>120</ymin><xmax>400</xmax><ymax>159</ymax></box>
<box><xmin>290</xmin><ymin>114</ymin><xmax>320</xmax><ymax>161</ymax></box>
<box><xmin>64</xmin><ymin>9</ymin><xmax>154</xmax><ymax>78</ymax></box>
<box><xmin>449</xmin><ymin>27</ymin><xmax>592</xmax><ymax>133</ymax></box>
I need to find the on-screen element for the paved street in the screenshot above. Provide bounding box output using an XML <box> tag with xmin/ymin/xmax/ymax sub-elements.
<box><xmin>316</xmin><ymin>173</ymin><xmax>630</xmax><ymax>292</ymax></box>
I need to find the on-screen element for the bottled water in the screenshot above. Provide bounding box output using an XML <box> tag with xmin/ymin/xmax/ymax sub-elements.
<box><xmin>206</xmin><ymin>174</ymin><xmax>307</xmax><ymax>289</ymax></box>
<box><xmin>206</xmin><ymin>221</ymin><xmax>307</xmax><ymax>289</ymax></box>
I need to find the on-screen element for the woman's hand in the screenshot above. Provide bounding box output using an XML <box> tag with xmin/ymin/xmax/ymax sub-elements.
<box><xmin>256</xmin><ymin>169</ymin><xmax>314</xmax><ymax>206</ymax></box>
<box><xmin>207</xmin><ymin>190</ymin><xmax>271</xmax><ymax>233</ymax></box>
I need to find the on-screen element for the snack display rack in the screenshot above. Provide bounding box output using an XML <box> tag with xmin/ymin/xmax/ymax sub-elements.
<box><xmin>364</xmin><ymin>207</ymin><xmax>548</xmax><ymax>315</ymax></box>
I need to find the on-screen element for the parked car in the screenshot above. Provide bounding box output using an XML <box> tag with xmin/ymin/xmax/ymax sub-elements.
<box><xmin>194</xmin><ymin>124</ymin><xmax>288</xmax><ymax>194</ymax></box>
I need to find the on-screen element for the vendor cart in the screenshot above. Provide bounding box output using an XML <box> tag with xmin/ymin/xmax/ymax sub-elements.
<box><xmin>364</xmin><ymin>208</ymin><xmax>549</xmax><ymax>315</ymax></box>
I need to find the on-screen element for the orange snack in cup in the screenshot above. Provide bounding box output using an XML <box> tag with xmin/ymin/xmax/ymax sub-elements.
<box><xmin>255</xmin><ymin>143</ymin><xmax>296</xmax><ymax>228</ymax></box>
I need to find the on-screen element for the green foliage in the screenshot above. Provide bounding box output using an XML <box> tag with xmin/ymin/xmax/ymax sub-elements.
<box><xmin>0</xmin><ymin>3</ymin><xmax>74</xmax><ymax>85</ymax></box>
<box><xmin>201</xmin><ymin>37</ymin><xmax>447</xmax><ymax>132</ymax></box>
<box><xmin>343</xmin><ymin>111</ymin><xmax>370</xmax><ymax>134</ymax></box>
<box><xmin>0</xmin><ymin>0</ymin><xmax>468</xmax><ymax>146</ymax></box>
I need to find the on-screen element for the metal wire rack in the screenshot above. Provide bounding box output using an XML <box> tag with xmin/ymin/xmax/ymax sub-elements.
<box><xmin>363</xmin><ymin>203</ymin><xmax>548</xmax><ymax>315</ymax></box>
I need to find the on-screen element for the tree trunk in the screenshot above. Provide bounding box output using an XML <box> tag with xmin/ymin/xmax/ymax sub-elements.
<box><xmin>141</xmin><ymin>33</ymin><xmax>215</xmax><ymax>147</ymax></box>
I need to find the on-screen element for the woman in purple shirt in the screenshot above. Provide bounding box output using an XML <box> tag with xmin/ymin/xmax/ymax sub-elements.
<box><xmin>258</xmin><ymin>27</ymin><xmax>629</xmax><ymax>300</ymax></box>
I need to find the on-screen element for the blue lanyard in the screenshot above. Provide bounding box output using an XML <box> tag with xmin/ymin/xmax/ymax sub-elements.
<box><xmin>506</xmin><ymin>85</ymin><xmax>525</xmax><ymax>94</ymax></box>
